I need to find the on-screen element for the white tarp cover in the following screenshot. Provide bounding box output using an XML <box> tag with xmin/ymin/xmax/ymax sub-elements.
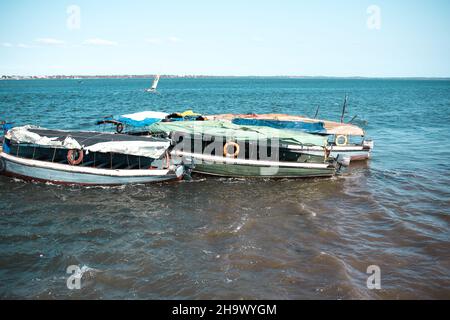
<box><xmin>85</xmin><ymin>141</ymin><xmax>170</xmax><ymax>159</ymax></box>
<box><xmin>120</xmin><ymin>111</ymin><xmax>168</xmax><ymax>121</ymax></box>
<box><xmin>7</xmin><ymin>126</ymin><xmax>83</xmax><ymax>149</ymax></box>
<box><xmin>6</xmin><ymin>126</ymin><xmax>170</xmax><ymax>159</ymax></box>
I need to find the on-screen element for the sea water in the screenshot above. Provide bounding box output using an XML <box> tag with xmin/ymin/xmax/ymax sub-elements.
<box><xmin>0</xmin><ymin>78</ymin><xmax>449</xmax><ymax>299</ymax></box>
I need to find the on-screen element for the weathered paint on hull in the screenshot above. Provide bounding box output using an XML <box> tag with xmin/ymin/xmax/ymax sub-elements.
<box><xmin>302</xmin><ymin>150</ymin><xmax>371</xmax><ymax>161</ymax></box>
<box><xmin>0</xmin><ymin>153</ymin><xmax>179</xmax><ymax>185</ymax></box>
<box><xmin>285</xmin><ymin>145</ymin><xmax>371</xmax><ymax>161</ymax></box>
<box><xmin>192</xmin><ymin>163</ymin><xmax>335</xmax><ymax>178</ymax></box>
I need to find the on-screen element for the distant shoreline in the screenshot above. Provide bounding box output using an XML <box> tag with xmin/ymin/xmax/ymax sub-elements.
<box><xmin>1</xmin><ymin>75</ymin><xmax>449</xmax><ymax>81</ymax></box>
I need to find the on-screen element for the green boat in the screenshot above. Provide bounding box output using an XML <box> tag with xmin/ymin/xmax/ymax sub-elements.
<box><xmin>173</xmin><ymin>150</ymin><xmax>336</xmax><ymax>178</ymax></box>
<box><xmin>193</xmin><ymin>163</ymin><xmax>335</xmax><ymax>178</ymax></box>
<box><xmin>147</xmin><ymin>121</ymin><xmax>348</xmax><ymax>178</ymax></box>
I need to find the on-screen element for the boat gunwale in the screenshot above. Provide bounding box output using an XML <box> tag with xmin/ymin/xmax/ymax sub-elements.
<box><xmin>285</xmin><ymin>144</ymin><xmax>371</xmax><ymax>151</ymax></box>
<box><xmin>0</xmin><ymin>152</ymin><xmax>173</xmax><ymax>177</ymax></box>
<box><xmin>191</xmin><ymin>169</ymin><xmax>334</xmax><ymax>179</ymax></box>
<box><xmin>171</xmin><ymin>150</ymin><xmax>333</xmax><ymax>169</ymax></box>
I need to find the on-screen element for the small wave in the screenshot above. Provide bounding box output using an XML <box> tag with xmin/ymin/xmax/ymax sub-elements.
<box><xmin>230</xmin><ymin>214</ymin><xmax>248</xmax><ymax>233</ymax></box>
<box><xmin>84</xmin><ymin>184</ymin><xmax>127</xmax><ymax>190</ymax></box>
<box><xmin>11</xmin><ymin>178</ymin><xmax>27</xmax><ymax>184</ymax></box>
<box><xmin>298</xmin><ymin>203</ymin><xmax>318</xmax><ymax>217</ymax></box>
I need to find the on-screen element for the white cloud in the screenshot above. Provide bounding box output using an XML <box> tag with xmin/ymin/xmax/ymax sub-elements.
<box><xmin>1</xmin><ymin>42</ymin><xmax>13</xmax><ymax>47</ymax></box>
<box><xmin>168</xmin><ymin>36</ymin><xmax>182</xmax><ymax>43</ymax></box>
<box><xmin>35</xmin><ymin>38</ymin><xmax>65</xmax><ymax>45</ymax></box>
<box><xmin>17</xmin><ymin>43</ymin><xmax>32</xmax><ymax>48</ymax></box>
<box><xmin>83</xmin><ymin>38</ymin><xmax>118</xmax><ymax>46</ymax></box>
<box><xmin>145</xmin><ymin>38</ymin><xmax>161</xmax><ymax>44</ymax></box>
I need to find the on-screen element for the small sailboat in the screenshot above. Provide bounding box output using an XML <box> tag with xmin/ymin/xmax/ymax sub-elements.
<box><xmin>145</xmin><ymin>75</ymin><xmax>160</xmax><ymax>93</ymax></box>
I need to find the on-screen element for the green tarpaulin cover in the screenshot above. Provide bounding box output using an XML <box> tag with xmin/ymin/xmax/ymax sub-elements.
<box><xmin>146</xmin><ymin>121</ymin><xmax>327</xmax><ymax>146</ymax></box>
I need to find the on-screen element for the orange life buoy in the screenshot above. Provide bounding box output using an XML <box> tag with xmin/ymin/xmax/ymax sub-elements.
<box><xmin>67</xmin><ymin>149</ymin><xmax>83</xmax><ymax>165</ymax></box>
<box><xmin>223</xmin><ymin>141</ymin><xmax>240</xmax><ymax>158</ymax></box>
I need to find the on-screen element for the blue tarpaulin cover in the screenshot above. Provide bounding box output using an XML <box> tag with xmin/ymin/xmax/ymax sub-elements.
<box><xmin>103</xmin><ymin>111</ymin><xmax>169</xmax><ymax>127</ymax></box>
<box><xmin>114</xmin><ymin>116</ymin><xmax>161</xmax><ymax>127</ymax></box>
<box><xmin>101</xmin><ymin>110</ymin><xmax>205</xmax><ymax>128</ymax></box>
<box><xmin>231</xmin><ymin>118</ymin><xmax>327</xmax><ymax>134</ymax></box>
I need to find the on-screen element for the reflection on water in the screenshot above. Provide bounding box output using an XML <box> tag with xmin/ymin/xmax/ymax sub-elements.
<box><xmin>0</xmin><ymin>78</ymin><xmax>449</xmax><ymax>299</ymax></box>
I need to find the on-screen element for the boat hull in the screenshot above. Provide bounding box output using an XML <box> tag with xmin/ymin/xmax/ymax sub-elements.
<box><xmin>0</xmin><ymin>152</ymin><xmax>181</xmax><ymax>186</ymax></box>
<box><xmin>172</xmin><ymin>151</ymin><xmax>336</xmax><ymax>178</ymax></box>
<box><xmin>192</xmin><ymin>163</ymin><xmax>335</xmax><ymax>178</ymax></box>
<box><xmin>286</xmin><ymin>145</ymin><xmax>372</xmax><ymax>161</ymax></box>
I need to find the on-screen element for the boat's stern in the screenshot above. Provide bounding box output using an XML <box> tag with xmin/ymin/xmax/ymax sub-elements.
<box><xmin>335</xmin><ymin>154</ymin><xmax>351</xmax><ymax>167</ymax></box>
<box><xmin>363</xmin><ymin>139</ymin><xmax>374</xmax><ymax>150</ymax></box>
<box><xmin>362</xmin><ymin>139</ymin><xmax>374</xmax><ymax>159</ymax></box>
<box><xmin>331</xmin><ymin>154</ymin><xmax>352</xmax><ymax>172</ymax></box>
<box><xmin>172</xmin><ymin>164</ymin><xmax>186</xmax><ymax>180</ymax></box>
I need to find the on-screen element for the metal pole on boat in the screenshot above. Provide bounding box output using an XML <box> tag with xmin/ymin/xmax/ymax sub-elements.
<box><xmin>348</xmin><ymin>115</ymin><xmax>358</xmax><ymax>123</ymax></box>
<box><xmin>340</xmin><ymin>94</ymin><xmax>348</xmax><ymax>123</ymax></box>
<box><xmin>314</xmin><ymin>105</ymin><xmax>320</xmax><ymax>119</ymax></box>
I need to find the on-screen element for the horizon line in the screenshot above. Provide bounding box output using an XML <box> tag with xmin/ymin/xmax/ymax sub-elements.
<box><xmin>2</xmin><ymin>74</ymin><xmax>450</xmax><ymax>80</ymax></box>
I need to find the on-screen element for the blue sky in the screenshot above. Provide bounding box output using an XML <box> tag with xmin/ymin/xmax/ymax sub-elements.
<box><xmin>0</xmin><ymin>0</ymin><xmax>449</xmax><ymax>77</ymax></box>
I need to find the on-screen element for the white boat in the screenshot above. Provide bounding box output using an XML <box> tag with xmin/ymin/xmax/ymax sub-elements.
<box><xmin>145</xmin><ymin>75</ymin><xmax>160</xmax><ymax>92</ymax></box>
<box><xmin>0</xmin><ymin>126</ymin><xmax>184</xmax><ymax>186</ymax></box>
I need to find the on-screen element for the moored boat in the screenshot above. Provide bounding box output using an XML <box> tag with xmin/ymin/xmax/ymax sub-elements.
<box><xmin>0</xmin><ymin>126</ymin><xmax>184</xmax><ymax>185</ymax></box>
<box><xmin>96</xmin><ymin>109</ymin><xmax>373</xmax><ymax>161</ymax></box>
<box><xmin>206</xmin><ymin>113</ymin><xmax>374</xmax><ymax>161</ymax></box>
<box><xmin>147</xmin><ymin>121</ymin><xmax>350</xmax><ymax>178</ymax></box>
<box><xmin>172</xmin><ymin>150</ymin><xmax>338</xmax><ymax>178</ymax></box>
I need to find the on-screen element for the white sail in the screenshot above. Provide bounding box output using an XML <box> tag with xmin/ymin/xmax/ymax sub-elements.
<box><xmin>150</xmin><ymin>75</ymin><xmax>160</xmax><ymax>90</ymax></box>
